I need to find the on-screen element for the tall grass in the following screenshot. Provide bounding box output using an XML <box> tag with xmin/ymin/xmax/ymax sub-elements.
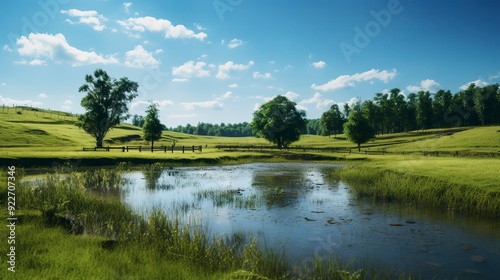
<box><xmin>339</xmin><ymin>164</ymin><xmax>500</xmax><ymax>218</ymax></box>
<box><xmin>1</xmin><ymin>167</ymin><xmax>372</xmax><ymax>279</ymax></box>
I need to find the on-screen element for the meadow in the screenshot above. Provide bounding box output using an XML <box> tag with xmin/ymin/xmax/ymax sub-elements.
<box><xmin>1</xmin><ymin>106</ymin><xmax>499</xmax><ymax>279</ymax></box>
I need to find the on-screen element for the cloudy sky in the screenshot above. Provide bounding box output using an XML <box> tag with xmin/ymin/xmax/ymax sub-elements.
<box><xmin>1</xmin><ymin>0</ymin><xmax>499</xmax><ymax>127</ymax></box>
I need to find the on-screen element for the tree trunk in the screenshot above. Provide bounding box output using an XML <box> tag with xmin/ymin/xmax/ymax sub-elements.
<box><xmin>96</xmin><ymin>135</ymin><xmax>104</xmax><ymax>148</ymax></box>
<box><xmin>151</xmin><ymin>139</ymin><xmax>154</xmax><ymax>153</ymax></box>
<box><xmin>358</xmin><ymin>143</ymin><xmax>361</xmax><ymax>152</ymax></box>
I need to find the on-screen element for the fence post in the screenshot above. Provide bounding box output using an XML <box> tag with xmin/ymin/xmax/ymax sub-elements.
<box><xmin>182</xmin><ymin>146</ymin><xmax>185</xmax><ymax>153</ymax></box>
<box><xmin>139</xmin><ymin>146</ymin><xmax>142</xmax><ymax>152</ymax></box>
<box><xmin>122</xmin><ymin>146</ymin><xmax>125</xmax><ymax>152</ymax></box>
<box><xmin>164</xmin><ymin>146</ymin><xmax>167</xmax><ymax>153</ymax></box>
<box><xmin>171</xmin><ymin>145</ymin><xmax>174</xmax><ymax>153</ymax></box>
<box><xmin>192</xmin><ymin>145</ymin><xmax>194</xmax><ymax>152</ymax></box>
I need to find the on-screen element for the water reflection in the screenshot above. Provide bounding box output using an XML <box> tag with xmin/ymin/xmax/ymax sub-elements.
<box><xmin>118</xmin><ymin>163</ymin><xmax>499</xmax><ymax>279</ymax></box>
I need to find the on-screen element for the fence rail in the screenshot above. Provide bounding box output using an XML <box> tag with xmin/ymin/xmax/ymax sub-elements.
<box><xmin>82</xmin><ymin>145</ymin><xmax>202</xmax><ymax>153</ymax></box>
<box><xmin>215</xmin><ymin>145</ymin><xmax>352</xmax><ymax>154</ymax></box>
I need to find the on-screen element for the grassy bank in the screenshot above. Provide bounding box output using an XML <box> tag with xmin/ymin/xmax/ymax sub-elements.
<box><xmin>339</xmin><ymin>157</ymin><xmax>500</xmax><ymax>219</ymax></box>
<box><xmin>1</xmin><ymin>168</ymin><xmax>372</xmax><ymax>280</ymax></box>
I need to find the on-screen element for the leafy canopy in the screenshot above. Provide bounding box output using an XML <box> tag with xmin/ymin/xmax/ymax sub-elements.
<box><xmin>320</xmin><ymin>104</ymin><xmax>345</xmax><ymax>137</ymax></box>
<box><xmin>143</xmin><ymin>102</ymin><xmax>163</xmax><ymax>149</ymax></box>
<box><xmin>250</xmin><ymin>95</ymin><xmax>307</xmax><ymax>148</ymax></box>
<box><xmin>343</xmin><ymin>102</ymin><xmax>376</xmax><ymax>151</ymax></box>
<box><xmin>76</xmin><ymin>69</ymin><xmax>138</xmax><ymax>147</ymax></box>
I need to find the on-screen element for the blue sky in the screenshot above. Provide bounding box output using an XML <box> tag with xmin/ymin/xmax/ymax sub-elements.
<box><xmin>1</xmin><ymin>0</ymin><xmax>499</xmax><ymax>127</ymax></box>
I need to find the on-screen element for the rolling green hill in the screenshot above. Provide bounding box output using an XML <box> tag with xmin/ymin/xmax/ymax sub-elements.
<box><xmin>1</xmin><ymin>106</ymin><xmax>499</xmax><ymax>161</ymax></box>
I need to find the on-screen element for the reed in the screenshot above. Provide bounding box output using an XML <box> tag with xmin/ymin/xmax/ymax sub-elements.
<box><xmin>2</xmin><ymin>168</ymin><xmax>370</xmax><ymax>279</ymax></box>
<box><xmin>339</xmin><ymin>163</ymin><xmax>500</xmax><ymax>218</ymax></box>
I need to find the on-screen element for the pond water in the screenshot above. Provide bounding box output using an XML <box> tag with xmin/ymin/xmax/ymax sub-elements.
<box><xmin>118</xmin><ymin>163</ymin><xmax>500</xmax><ymax>279</ymax></box>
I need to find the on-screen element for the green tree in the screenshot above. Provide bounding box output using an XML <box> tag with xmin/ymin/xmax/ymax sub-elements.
<box><xmin>343</xmin><ymin>102</ymin><xmax>376</xmax><ymax>151</ymax></box>
<box><xmin>143</xmin><ymin>102</ymin><xmax>163</xmax><ymax>152</ymax></box>
<box><xmin>320</xmin><ymin>104</ymin><xmax>344</xmax><ymax>137</ymax></box>
<box><xmin>77</xmin><ymin>69</ymin><xmax>138</xmax><ymax>147</ymax></box>
<box><xmin>416</xmin><ymin>91</ymin><xmax>433</xmax><ymax>130</ymax></box>
<box><xmin>250</xmin><ymin>95</ymin><xmax>307</xmax><ymax>148</ymax></box>
<box><xmin>132</xmin><ymin>114</ymin><xmax>145</xmax><ymax>127</ymax></box>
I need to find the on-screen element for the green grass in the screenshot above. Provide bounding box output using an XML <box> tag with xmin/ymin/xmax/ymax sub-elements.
<box><xmin>339</xmin><ymin>156</ymin><xmax>500</xmax><ymax>218</ymax></box>
<box><xmin>0</xmin><ymin>168</ymin><xmax>367</xmax><ymax>280</ymax></box>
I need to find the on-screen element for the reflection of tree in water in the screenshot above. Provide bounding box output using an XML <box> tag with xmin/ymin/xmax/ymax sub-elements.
<box><xmin>317</xmin><ymin>166</ymin><xmax>341</xmax><ymax>188</ymax></box>
<box><xmin>79</xmin><ymin>169</ymin><xmax>125</xmax><ymax>198</ymax></box>
<box><xmin>251</xmin><ymin>167</ymin><xmax>308</xmax><ymax>208</ymax></box>
<box><xmin>142</xmin><ymin>169</ymin><xmax>180</xmax><ymax>190</ymax></box>
<box><xmin>142</xmin><ymin>169</ymin><xmax>164</xmax><ymax>190</ymax></box>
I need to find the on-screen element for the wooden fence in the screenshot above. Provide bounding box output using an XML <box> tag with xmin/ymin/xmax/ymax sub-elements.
<box><xmin>82</xmin><ymin>145</ymin><xmax>202</xmax><ymax>153</ymax></box>
<box><xmin>215</xmin><ymin>145</ymin><xmax>352</xmax><ymax>154</ymax></box>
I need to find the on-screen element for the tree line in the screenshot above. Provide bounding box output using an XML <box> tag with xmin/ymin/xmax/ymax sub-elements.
<box><xmin>318</xmin><ymin>84</ymin><xmax>500</xmax><ymax>137</ymax></box>
<box><xmin>75</xmin><ymin>68</ymin><xmax>499</xmax><ymax>150</ymax></box>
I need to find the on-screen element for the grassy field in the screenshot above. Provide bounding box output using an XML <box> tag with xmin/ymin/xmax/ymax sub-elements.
<box><xmin>1</xmin><ymin>106</ymin><xmax>499</xmax><ymax>279</ymax></box>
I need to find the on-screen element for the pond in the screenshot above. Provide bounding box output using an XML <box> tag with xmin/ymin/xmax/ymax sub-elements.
<box><xmin>119</xmin><ymin>163</ymin><xmax>500</xmax><ymax>279</ymax></box>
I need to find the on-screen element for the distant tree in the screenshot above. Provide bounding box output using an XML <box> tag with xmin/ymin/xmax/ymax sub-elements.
<box><xmin>77</xmin><ymin>69</ymin><xmax>138</xmax><ymax>147</ymax></box>
<box><xmin>250</xmin><ymin>95</ymin><xmax>307</xmax><ymax>148</ymax></box>
<box><xmin>143</xmin><ymin>102</ymin><xmax>163</xmax><ymax>152</ymax></box>
<box><xmin>343</xmin><ymin>102</ymin><xmax>376</xmax><ymax>151</ymax></box>
<box><xmin>132</xmin><ymin>114</ymin><xmax>145</xmax><ymax>127</ymax></box>
<box><xmin>416</xmin><ymin>91</ymin><xmax>433</xmax><ymax>130</ymax></box>
<box><xmin>320</xmin><ymin>104</ymin><xmax>344</xmax><ymax>137</ymax></box>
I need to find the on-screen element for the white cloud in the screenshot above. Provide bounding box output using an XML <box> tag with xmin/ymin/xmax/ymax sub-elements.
<box><xmin>131</xmin><ymin>99</ymin><xmax>173</xmax><ymax>110</ymax></box>
<box><xmin>117</xmin><ymin>16</ymin><xmax>207</xmax><ymax>41</ymax></box>
<box><xmin>312</xmin><ymin>69</ymin><xmax>398</xmax><ymax>92</ymax></box>
<box><xmin>459</xmin><ymin>79</ymin><xmax>489</xmax><ymax>90</ymax></box>
<box><xmin>181</xmin><ymin>100</ymin><xmax>223</xmax><ymax>110</ymax></box>
<box><xmin>216</xmin><ymin>60</ymin><xmax>254</xmax><ymax>79</ymax></box>
<box><xmin>156</xmin><ymin>99</ymin><xmax>174</xmax><ymax>107</ymax></box>
<box><xmin>61</xmin><ymin>9</ymin><xmax>107</xmax><ymax>31</ymax></box>
<box><xmin>253</xmin><ymin>71</ymin><xmax>272</xmax><ymax>79</ymax></box>
<box><xmin>3</xmin><ymin>44</ymin><xmax>12</xmax><ymax>52</ymax></box>
<box><xmin>406</xmin><ymin>79</ymin><xmax>441</xmax><ymax>93</ymax></box>
<box><xmin>62</xmin><ymin>99</ymin><xmax>73</xmax><ymax>110</ymax></box>
<box><xmin>16</xmin><ymin>33</ymin><xmax>119</xmax><ymax>66</ymax></box>
<box><xmin>227</xmin><ymin>83</ymin><xmax>238</xmax><ymax>88</ymax></box>
<box><xmin>123</xmin><ymin>2</ymin><xmax>132</xmax><ymax>14</ymax></box>
<box><xmin>227</xmin><ymin>38</ymin><xmax>244</xmax><ymax>49</ymax></box>
<box><xmin>124</xmin><ymin>45</ymin><xmax>160</xmax><ymax>69</ymax></box>
<box><xmin>172</xmin><ymin>60</ymin><xmax>210</xmax><ymax>79</ymax></box>
<box><xmin>215</xmin><ymin>91</ymin><xmax>233</xmax><ymax>101</ymax></box>
<box><xmin>167</xmin><ymin>113</ymin><xmax>199</xmax><ymax>119</ymax></box>
<box><xmin>38</xmin><ymin>93</ymin><xmax>48</xmax><ymax>98</ymax></box>
<box><xmin>284</xmin><ymin>91</ymin><xmax>299</xmax><ymax>101</ymax></box>
<box><xmin>1</xmin><ymin>83</ymin><xmax>6</xmax><ymax>86</ymax></box>
<box><xmin>172</xmin><ymin>78</ymin><xmax>189</xmax><ymax>83</ymax></box>
<box><xmin>489</xmin><ymin>73</ymin><xmax>500</xmax><ymax>80</ymax></box>
<box><xmin>193</xmin><ymin>23</ymin><xmax>206</xmax><ymax>31</ymax></box>
<box><xmin>0</xmin><ymin>95</ymin><xmax>43</xmax><ymax>107</ymax></box>
<box><xmin>298</xmin><ymin>93</ymin><xmax>334</xmax><ymax>109</ymax></box>
<box><xmin>16</xmin><ymin>58</ymin><xmax>47</xmax><ymax>66</ymax></box>
<box><xmin>312</xmin><ymin>61</ymin><xmax>327</xmax><ymax>69</ymax></box>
